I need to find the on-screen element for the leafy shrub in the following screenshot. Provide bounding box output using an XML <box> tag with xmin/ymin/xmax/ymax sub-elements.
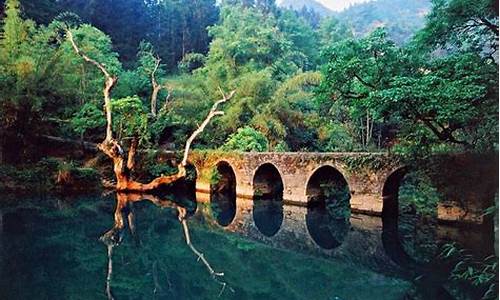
<box><xmin>209</xmin><ymin>168</ymin><xmax>221</xmax><ymax>186</ymax></box>
<box><xmin>73</xmin><ymin>167</ymin><xmax>100</xmax><ymax>183</ymax></box>
<box><xmin>221</xmin><ymin>126</ymin><xmax>269</xmax><ymax>152</ymax></box>
<box><xmin>440</xmin><ymin>243</ymin><xmax>498</xmax><ymax>300</ymax></box>
<box><xmin>178</xmin><ymin>53</ymin><xmax>206</xmax><ymax>73</ymax></box>
<box><xmin>71</xmin><ymin>102</ymin><xmax>106</xmax><ymax>136</ymax></box>
<box><xmin>56</xmin><ymin>161</ymin><xmax>100</xmax><ymax>187</ymax></box>
<box><xmin>273</xmin><ymin>141</ymin><xmax>289</xmax><ymax>152</ymax></box>
<box><xmin>148</xmin><ymin>164</ymin><xmax>178</xmax><ymax>178</ymax></box>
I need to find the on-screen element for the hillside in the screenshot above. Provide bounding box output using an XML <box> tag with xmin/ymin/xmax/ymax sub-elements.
<box><xmin>277</xmin><ymin>0</ymin><xmax>430</xmax><ymax>44</ymax></box>
<box><xmin>278</xmin><ymin>0</ymin><xmax>333</xmax><ymax>16</ymax></box>
<box><xmin>337</xmin><ymin>0</ymin><xmax>431</xmax><ymax>44</ymax></box>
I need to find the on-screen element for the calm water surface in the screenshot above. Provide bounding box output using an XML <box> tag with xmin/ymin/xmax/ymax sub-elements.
<box><xmin>0</xmin><ymin>193</ymin><xmax>412</xmax><ymax>300</ymax></box>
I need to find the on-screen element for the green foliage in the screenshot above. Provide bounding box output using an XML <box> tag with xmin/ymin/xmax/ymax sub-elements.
<box><xmin>209</xmin><ymin>167</ymin><xmax>222</xmax><ymax>185</ymax></box>
<box><xmin>71</xmin><ymin>103</ymin><xmax>105</xmax><ymax>136</ymax></box>
<box><xmin>147</xmin><ymin>164</ymin><xmax>178</xmax><ymax>178</ymax></box>
<box><xmin>178</xmin><ymin>52</ymin><xmax>206</xmax><ymax>73</ymax></box>
<box><xmin>323</xmin><ymin>182</ymin><xmax>351</xmax><ymax>220</ymax></box>
<box><xmin>317</xmin><ymin>29</ymin><xmax>402</xmax><ymax>150</ymax></box>
<box><xmin>414</xmin><ymin>0</ymin><xmax>498</xmax><ymax>53</ymax></box>
<box><xmin>111</xmin><ymin>96</ymin><xmax>149</xmax><ymax>143</ymax></box>
<box><xmin>336</xmin><ymin>0</ymin><xmax>430</xmax><ymax>45</ymax></box>
<box><xmin>221</xmin><ymin>126</ymin><xmax>269</xmax><ymax>152</ymax></box>
<box><xmin>0</xmin><ymin>0</ymin><xmax>497</xmax><ymax>165</ymax></box>
<box><xmin>18</xmin><ymin>0</ymin><xmax>219</xmax><ymax>69</ymax></box>
<box><xmin>318</xmin><ymin>23</ymin><xmax>498</xmax><ymax>153</ymax></box>
<box><xmin>0</xmin><ymin>157</ymin><xmax>96</xmax><ymax>191</ymax></box>
<box><xmin>341</xmin><ymin>155</ymin><xmax>391</xmax><ymax>173</ymax></box>
<box><xmin>317</xmin><ymin>122</ymin><xmax>356</xmax><ymax>152</ymax></box>
<box><xmin>273</xmin><ymin>141</ymin><xmax>289</xmax><ymax>152</ymax></box>
<box><xmin>72</xmin><ymin>167</ymin><xmax>100</xmax><ymax>183</ymax></box>
<box><xmin>399</xmin><ymin>171</ymin><xmax>440</xmax><ymax>217</ymax></box>
<box><xmin>317</xmin><ymin>16</ymin><xmax>353</xmax><ymax>56</ymax></box>
<box><xmin>440</xmin><ymin>243</ymin><xmax>498</xmax><ymax>300</ymax></box>
<box><xmin>277</xmin><ymin>10</ymin><xmax>319</xmax><ymax>70</ymax></box>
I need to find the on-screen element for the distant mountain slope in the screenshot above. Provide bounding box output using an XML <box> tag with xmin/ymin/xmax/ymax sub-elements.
<box><xmin>278</xmin><ymin>0</ymin><xmax>333</xmax><ymax>16</ymax></box>
<box><xmin>337</xmin><ymin>0</ymin><xmax>431</xmax><ymax>44</ymax></box>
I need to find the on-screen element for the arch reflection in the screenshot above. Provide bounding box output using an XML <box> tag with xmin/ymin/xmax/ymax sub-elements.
<box><xmin>382</xmin><ymin>168</ymin><xmax>438</xmax><ymax>266</ymax></box>
<box><xmin>252</xmin><ymin>163</ymin><xmax>284</xmax><ymax>237</ymax></box>
<box><xmin>305</xmin><ymin>166</ymin><xmax>351</xmax><ymax>249</ymax></box>
<box><xmin>210</xmin><ymin>161</ymin><xmax>237</xmax><ymax>227</ymax></box>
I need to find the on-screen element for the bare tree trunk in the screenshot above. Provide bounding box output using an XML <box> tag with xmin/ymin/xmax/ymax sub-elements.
<box><xmin>366</xmin><ymin>110</ymin><xmax>371</xmax><ymax>146</ymax></box>
<box><xmin>67</xmin><ymin>30</ymin><xmax>116</xmax><ymax>142</ymax></box>
<box><xmin>359</xmin><ymin>118</ymin><xmax>365</xmax><ymax>148</ymax></box>
<box><xmin>67</xmin><ymin>29</ymin><xmax>234</xmax><ymax>192</ymax></box>
<box><xmin>105</xmin><ymin>244</ymin><xmax>115</xmax><ymax>300</ymax></box>
<box><xmin>181</xmin><ymin>88</ymin><xmax>236</xmax><ymax>166</ymax></box>
<box><xmin>150</xmin><ymin>56</ymin><xmax>161</xmax><ymax>117</ymax></box>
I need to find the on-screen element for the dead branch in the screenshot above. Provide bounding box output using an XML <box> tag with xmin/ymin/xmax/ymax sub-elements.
<box><xmin>66</xmin><ymin>29</ymin><xmax>117</xmax><ymax>142</ymax></box>
<box><xmin>181</xmin><ymin>88</ymin><xmax>236</xmax><ymax>166</ymax></box>
<box><xmin>67</xmin><ymin>30</ymin><xmax>233</xmax><ymax>193</ymax></box>
<box><xmin>150</xmin><ymin>56</ymin><xmax>162</xmax><ymax>117</ymax></box>
<box><xmin>177</xmin><ymin>207</ymin><xmax>234</xmax><ymax>296</ymax></box>
<box><xmin>105</xmin><ymin>244</ymin><xmax>115</xmax><ymax>300</ymax></box>
<box><xmin>161</xmin><ymin>84</ymin><xmax>173</xmax><ymax>112</ymax></box>
<box><xmin>38</xmin><ymin>134</ymin><xmax>98</xmax><ymax>152</ymax></box>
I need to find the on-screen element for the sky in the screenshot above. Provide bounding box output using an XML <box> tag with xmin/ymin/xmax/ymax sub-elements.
<box><xmin>316</xmin><ymin>0</ymin><xmax>371</xmax><ymax>11</ymax></box>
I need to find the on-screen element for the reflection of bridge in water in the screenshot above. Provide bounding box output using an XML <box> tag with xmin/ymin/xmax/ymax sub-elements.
<box><xmin>197</xmin><ymin>193</ymin><xmax>395</xmax><ymax>270</ymax></box>
<box><xmin>183</xmin><ymin>151</ymin><xmax>495</xmax><ymax>268</ymax></box>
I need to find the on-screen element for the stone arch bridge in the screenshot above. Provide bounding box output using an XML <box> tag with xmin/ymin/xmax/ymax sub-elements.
<box><xmin>193</xmin><ymin>152</ymin><xmax>393</xmax><ymax>215</ymax></box>
<box><xmin>183</xmin><ymin>151</ymin><xmax>491</xmax><ymax>223</ymax></box>
<box><xmin>154</xmin><ymin>150</ymin><xmax>496</xmax><ymax>266</ymax></box>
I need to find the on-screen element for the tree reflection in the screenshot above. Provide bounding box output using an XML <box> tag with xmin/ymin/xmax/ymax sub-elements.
<box><xmin>100</xmin><ymin>192</ymin><xmax>232</xmax><ymax>299</ymax></box>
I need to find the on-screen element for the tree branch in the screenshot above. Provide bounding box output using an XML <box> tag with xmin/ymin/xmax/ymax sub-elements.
<box><xmin>181</xmin><ymin>88</ymin><xmax>236</xmax><ymax>166</ymax></box>
<box><xmin>151</xmin><ymin>56</ymin><xmax>162</xmax><ymax>117</ymax></box>
<box><xmin>177</xmin><ymin>207</ymin><xmax>234</xmax><ymax>296</ymax></box>
<box><xmin>105</xmin><ymin>244</ymin><xmax>115</xmax><ymax>300</ymax></box>
<box><xmin>479</xmin><ymin>17</ymin><xmax>499</xmax><ymax>36</ymax></box>
<box><xmin>66</xmin><ymin>29</ymin><xmax>117</xmax><ymax>142</ymax></box>
<box><xmin>353</xmin><ymin>72</ymin><xmax>376</xmax><ymax>89</ymax></box>
<box><xmin>101</xmin><ymin>193</ymin><xmax>233</xmax><ymax>297</ymax></box>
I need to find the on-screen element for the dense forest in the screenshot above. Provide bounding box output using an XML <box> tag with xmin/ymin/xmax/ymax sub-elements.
<box><xmin>0</xmin><ymin>0</ymin><xmax>497</xmax><ymax>165</ymax></box>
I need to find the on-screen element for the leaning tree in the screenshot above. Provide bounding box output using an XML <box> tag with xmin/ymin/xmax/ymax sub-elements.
<box><xmin>66</xmin><ymin>28</ymin><xmax>235</xmax><ymax>192</ymax></box>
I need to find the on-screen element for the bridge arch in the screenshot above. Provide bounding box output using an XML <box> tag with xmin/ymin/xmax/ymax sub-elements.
<box><xmin>252</xmin><ymin>162</ymin><xmax>284</xmax><ymax>237</ymax></box>
<box><xmin>381</xmin><ymin>166</ymin><xmax>415</xmax><ymax>266</ymax></box>
<box><xmin>210</xmin><ymin>160</ymin><xmax>237</xmax><ymax>227</ymax></box>
<box><xmin>305</xmin><ymin>165</ymin><xmax>351</xmax><ymax>249</ymax></box>
<box><xmin>252</xmin><ymin>162</ymin><xmax>285</xmax><ymax>197</ymax></box>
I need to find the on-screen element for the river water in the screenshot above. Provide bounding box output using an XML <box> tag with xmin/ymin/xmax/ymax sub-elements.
<box><xmin>0</xmin><ymin>191</ymin><xmax>470</xmax><ymax>300</ymax></box>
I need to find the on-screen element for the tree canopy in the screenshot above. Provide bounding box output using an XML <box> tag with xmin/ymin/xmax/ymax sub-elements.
<box><xmin>0</xmin><ymin>0</ymin><xmax>497</xmax><ymax>163</ymax></box>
